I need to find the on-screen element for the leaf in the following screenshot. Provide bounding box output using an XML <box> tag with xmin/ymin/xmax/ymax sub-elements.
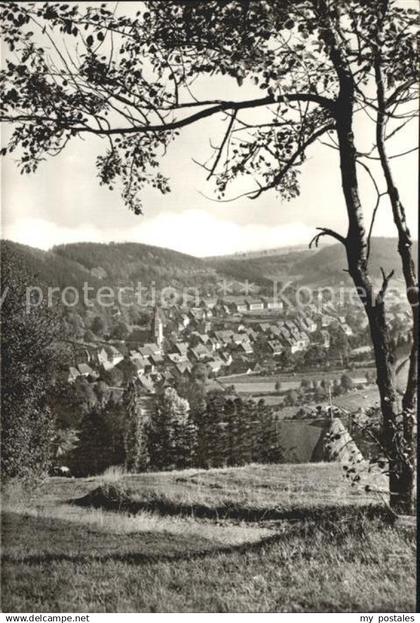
<box><xmin>86</xmin><ymin>34</ymin><xmax>94</xmax><ymax>47</ymax></box>
<box><xmin>97</xmin><ymin>31</ymin><xmax>104</xmax><ymax>42</ymax></box>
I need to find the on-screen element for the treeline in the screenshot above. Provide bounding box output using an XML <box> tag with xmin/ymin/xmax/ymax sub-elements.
<box><xmin>53</xmin><ymin>242</ymin><xmax>219</xmax><ymax>289</ymax></box>
<box><xmin>66</xmin><ymin>384</ymin><xmax>284</xmax><ymax>476</ymax></box>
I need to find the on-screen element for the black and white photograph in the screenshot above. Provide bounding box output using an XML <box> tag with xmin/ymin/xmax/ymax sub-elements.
<box><xmin>0</xmin><ymin>0</ymin><xmax>418</xmax><ymax>616</ymax></box>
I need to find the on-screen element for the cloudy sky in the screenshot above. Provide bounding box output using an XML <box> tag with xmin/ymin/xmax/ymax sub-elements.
<box><xmin>1</xmin><ymin>2</ymin><xmax>418</xmax><ymax>257</ymax></box>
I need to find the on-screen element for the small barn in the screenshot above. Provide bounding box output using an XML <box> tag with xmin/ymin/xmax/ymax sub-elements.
<box><xmin>276</xmin><ymin>418</ymin><xmax>363</xmax><ymax>464</ymax></box>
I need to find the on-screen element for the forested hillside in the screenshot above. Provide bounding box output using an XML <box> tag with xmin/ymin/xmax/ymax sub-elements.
<box><xmin>2</xmin><ymin>237</ymin><xmax>416</xmax><ymax>303</ymax></box>
<box><xmin>294</xmin><ymin>238</ymin><xmax>418</xmax><ymax>286</ymax></box>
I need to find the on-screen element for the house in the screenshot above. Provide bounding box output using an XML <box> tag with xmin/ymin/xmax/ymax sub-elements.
<box><xmin>207</xmin><ymin>357</ymin><xmax>224</xmax><ymax>374</ymax></box>
<box><xmin>245</xmin><ymin>327</ymin><xmax>257</xmax><ymax>341</ymax></box>
<box><xmin>212</xmin><ymin>330</ymin><xmax>234</xmax><ymax>347</ymax></box>
<box><xmin>129</xmin><ymin>353</ymin><xmax>148</xmax><ymax>372</ymax></box>
<box><xmin>190</xmin><ymin>332</ymin><xmax>210</xmax><ymax>345</ymax></box>
<box><xmin>68</xmin><ymin>366</ymin><xmax>80</xmax><ymax>383</ymax></box>
<box><xmin>298</xmin><ymin>331</ymin><xmax>310</xmax><ymax>347</ymax></box>
<box><xmin>231</xmin><ymin>333</ymin><xmax>248</xmax><ymax>345</ymax></box>
<box><xmin>97</xmin><ymin>347</ymin><xmax>109</xmax><ymax>368</ymax></box>
<box><xmin>263</xmin><ymin>297</ymin><xmax>284</xmax><ymax>311</ymax></box>
<box><xmin>99</xmin><ymin>345</ymin><xmax>124</xmax><ymax>370</ymax></box>
<box><xmin>246</xmin><ymin>298</ymin><xmax>264</xmax><ymax>312</ymax></box>
<box><xmin>350</xmin><ymin>345</ymin><xmax>373</xmax><ymax>358</ymax></box>
<box><xmin>190</xmin><ymin>344</ymin><xmax>212</xmax><ymax>362</ymax></box>
<box><xmin>172</xmin><ymin>362</ymin><xmax>192</xmax><ymax>377</ymax></box>
<box><xmin>77</xmin><ymin>363</ymin><xmax>96</xmax><ymax>378</ymax></box>
<box><xmin>139</xmin><ymin>342</ymin><xmax>161</xmax><ymax>357</ymax></box>
<box><xmin>267</xmin><ymin>340</ymin><xmax>283</xmax><ymax>356</ymax></box>
<box><xmin>236</xmin><ymin>340</ymin><xmax>254</xmax><ymax>355</ymax></box>
<box><xmin>160</xmin><ymin>369</ymin><xmax>176</xmax><ymax>384</ymax></box>
<box><xmin>137</xmin><ymin>374</ymin><xmax>155</xmax><ymax>393</ymax></box>
<box><xmin>219</xmin><ymin>351</ymin><xmax>233</xmax><ymax>367</ymax></box>
<box><xmin>166</xmin><ymin>352</ymin><xmax>188</xmax><ymax>365</ymax></box>
<box><xmin>172</xmin><ymin>342</ymin><xmax>189</xmax><ymax>357</ymax></box>
<box><xmin>220</xmin><ymin>296</ymin><xmax>246</xmax><ymax>313</ymax></box>
<box><xmin>148</xmin><ymin>352</ymin><xmax>164</xmax><ymax>367</ymax></box>
<box><xmin>222</xmin><ymin>297</ymin><xmax>248</xmax><ymax>313</ymax></box>
<box><xmin>279</xmin><ymin>327</ymin><xmax>291</xmax><ymax>342</ymax></box>
<box><xmin>279</xmin><ymin>334</ymin><xmax>303</xmax><ymax>354</ymax></box>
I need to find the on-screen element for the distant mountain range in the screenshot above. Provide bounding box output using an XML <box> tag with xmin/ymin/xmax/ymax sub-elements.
<box><xmin>205</xmin><ymin>244</ymin><xmax>311</xmax><ymax>261</ymax></box>
<box><xmin>2</xmin><ymin>237</ymin><xmax>417</xmax><ymax>301</ymax></box>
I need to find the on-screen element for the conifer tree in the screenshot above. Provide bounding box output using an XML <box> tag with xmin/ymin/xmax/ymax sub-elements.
<box><xmin>122</xmin><ymin>380</ymin><xmax>150</xmax><ymax>472</ymax></box>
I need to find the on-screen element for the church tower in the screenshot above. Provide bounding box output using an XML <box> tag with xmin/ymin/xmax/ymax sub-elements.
<box><xmin>151</xmin><ymin>306</ymin><xmax>164</xmax><ymax>350</ymax></box>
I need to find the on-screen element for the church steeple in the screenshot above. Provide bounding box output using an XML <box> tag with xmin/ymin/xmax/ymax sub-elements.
<box><xmin>151</xmin><ymin>305</ymin><xmax>164</xmax><ymax>349</ymax></box>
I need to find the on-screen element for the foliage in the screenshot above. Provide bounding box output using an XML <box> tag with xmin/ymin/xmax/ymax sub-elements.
<box><xmin>149</xmin><ymin>387</ymin><xmax>197</xmax><ymax>470</ymax></box>
<box><xmin>0</xmin><ymin>243</ymin><xmax>60</xmax><ymax>480</ymax></box>
<box><xmin>341</xmin><ymin>373</ymin><xmax>354</xmax><ymax>392</ymax></box>
<box><xmin>70</xmin><ymin>398</ymin><xmax>124</xmax><ymax>477</ymax></box>
<box><xmin>122</xmin><ymin>380</ymin><xmax>150</xmax><ymax>472</ymax></box>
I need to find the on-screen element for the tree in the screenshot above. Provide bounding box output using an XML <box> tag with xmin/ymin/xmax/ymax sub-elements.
<box><xmin>91</xmin><ymin>315</ymin><xmax>107</xmax><ymax>338</ymax></box>
<box><xmin>285</xmin><ymin>390</ymin><xmax>299</xmax><ymax>407</ymax></box>
<box><xmin>111</xmin><ymin>321</ymin><xmax>130</xmax><ymax>341</ymax></box>
<box><xmin>1</xmin><ymin>1</ymin><xmax>417</xmax><ymax>512</ymax></box>
<box><xmin>329</xmin><ymin>324</ymin><xmax>350</xmax><ymax>365</ymax></box>
<box><xmin>50</xmin><ymin>428</ymin><xmax>79</xmax><ymax>468</ymax></box>
<box><xmin>341</xmin><ymin>373</ymin><xmax>354</xmax><ymax>393</ymax></box>
<box><xmin>122</xmin><ymin>380</ymin><xmax>150</xmax><ymax>472</ymax></box>
<box><xmin>100</xmin><ymin>365</ymin><xmax>124</xmax><ymax>388</ymax></box>
<box><xmin>149</xmin><ymin>387</ymin><xmax>196</xmax><ymax>469</ymax></box>
<box><xmin>304</xmin><ymin>344</ymin><xmax>327</xmax><ymax>367</ymax></box>
<box><xmin>1</xmin><ymin>244</ymin><xmax>59</xmax><ymax>480</ymax></box>
<box><xmin>71</xmin><ymin>398</ymin><xmax>124</xmax><ymax>476</ymax></box>
<box><xmin>64</xmin><ymin>311</ymin><xmax>85</xmax><ymax>340</ymax></box>
<box><xmin>49</xmin><ymin>378</ymin><xmax>89</xmax><ymax>429</ymax></box>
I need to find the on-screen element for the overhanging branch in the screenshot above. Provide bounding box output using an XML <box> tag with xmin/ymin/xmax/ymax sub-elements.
<box><xmin>309</xmin><ymin>227</ymin><xmax>347</xmax><ymax>249</ymax></box>
<box><xmin>44</xmin><ymin>93</ymin><xmax>334</xmax><ymax>137</ymax></box>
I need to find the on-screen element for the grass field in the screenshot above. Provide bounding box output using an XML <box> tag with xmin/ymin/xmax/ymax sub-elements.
<box><xmin>218</xmin><ymin>372</ymin><xmax>378</xmax><ymax>401</ymax></box>
<box><xmin>1</xmin><ymin>464</ymin><xmax>415</xmax><ymax>613</ymax></box>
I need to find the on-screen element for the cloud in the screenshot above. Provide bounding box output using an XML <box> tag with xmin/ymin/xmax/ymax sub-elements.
<box><xmin>2</xmin><ymin>218</ymin><xmax>104</xmax><ymax>251</ymax></box>
<box><xmin>2</xmin><ymin>211</ymin><xmax>319</xmax><ymax>257</ymax></box>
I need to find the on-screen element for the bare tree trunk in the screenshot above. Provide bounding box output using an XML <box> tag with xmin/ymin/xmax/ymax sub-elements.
<box><xmin>316</xmin><ymin>0</ymin><xmax>415</xmax><ymax>514</ymax></box>
<box><xmin>373</xmin><ymin>56</ymin><xmax>417</xmax><ymax>514</ymax></box>
<box><xmin>333</xmin><ymin>87</ymin><xmax>409</xmax><ymax>515</ymax></box>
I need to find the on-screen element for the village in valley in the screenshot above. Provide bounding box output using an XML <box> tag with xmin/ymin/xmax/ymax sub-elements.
<box><xmin>61</xmin><ymin>284</ymin><xmax>411</xmax><ymax>422</ymax></box>
<box><xmin>1</xmin><ymin>0</ymin><xmax>417</xmax><ymax>613</ymax></box>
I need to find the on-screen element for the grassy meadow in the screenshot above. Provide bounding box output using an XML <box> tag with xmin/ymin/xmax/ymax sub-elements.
<box><xmin>1</xmin><ymin>463</ymin><xmax>416</xmax><ymax>613</ymax></box>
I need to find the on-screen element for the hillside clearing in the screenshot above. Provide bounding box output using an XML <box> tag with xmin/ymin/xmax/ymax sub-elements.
<box><xmin>1</xmin><ymin>463</ymin><xmax>415</xmax><ymax>613</ymax></box>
